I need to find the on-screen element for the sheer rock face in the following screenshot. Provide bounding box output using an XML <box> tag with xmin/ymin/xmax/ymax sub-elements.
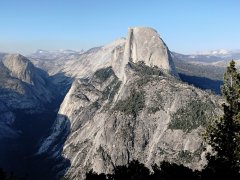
<box><xmin>38</xmin><ymin>64</ymin><xmax>222</xmax><ymax>179</ymax></box>
<box><xmin>123</xmin><ymin>27</ymin><xmax>177</xmax><ymax>77</ymax></box>
<box><xmin>111</xmin><ymin>27</ymin><xmax>178</xmax><ymax>83</ymax></box>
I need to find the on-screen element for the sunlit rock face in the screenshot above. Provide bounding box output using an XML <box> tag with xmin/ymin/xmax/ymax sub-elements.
<box><xmin>111</xmin><ymin>27</ymin><xmax>178</xmax><ymax>81</ymax></box>
<box><xmin>125</xmin><ymin>27</ymin><xmax>177</xmax><ymax>75</ymax></box>
<box><xmin>38</xmin><ymin>27</ymin><xmax>222</xmax><ymax>179</ymax></box>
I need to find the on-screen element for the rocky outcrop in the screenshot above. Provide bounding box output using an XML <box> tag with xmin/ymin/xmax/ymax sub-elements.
<box><xmin>2</xmin><ymin>54</ymin><xmax>36</xmax><ymax>84</ymax></box>
<box><xmin>125</xmin><ymin>27</ymin><xmax>176</xmax><ymax>76</ymax></box>
<box><xmin>0</xmin><ymin>54</ymin><xmax>56</xmax><ymax>111</ymax></box>
<box><xmin>111</xmin><ymin>27</ymin><xmax>178</xmax><ymax>83</ymax></box>
<box><xmin>36</xmin><ymin>27</ymin><xmax>223</xmax><ymax>179</ymax></box>
<box><xmin>38</xmin><ymin>62</ymin><xmax>222</xmax><ymax>179</ymax></box>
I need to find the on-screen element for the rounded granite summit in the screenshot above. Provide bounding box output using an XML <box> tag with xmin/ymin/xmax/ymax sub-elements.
<box><xmin>2</xmin><ymin>54</ymin><xmax>35</xmax><ymax>84</ymax></box>
<box><xmin>125</xmin><ymin>27</ymin><xmax>177</xmax><ymax>76</ymax></box>
<box><xmin>111</xmin><ymin>27</ymin><xmax>179</xmax><ymax>81</ymax></box>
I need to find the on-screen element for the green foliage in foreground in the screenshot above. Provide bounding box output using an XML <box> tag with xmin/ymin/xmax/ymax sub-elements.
<box><xmin>204</xmin><ymin>60</ymin><xmax>240</xmax><ymax>175</ymax></box>
<box><xmin>86</xmin><ymin>159</ymin><xmax>240</xmax><ymax>180</ymax></box>
<box><xmin>0</xmin><ymin>168</ymin><xmax>26</xmax><ymax>180</ymax></box>
<box><xmin>86</xmin><ymin>160</ymin><xmax>199</xmax><ymax>180</ymax></box>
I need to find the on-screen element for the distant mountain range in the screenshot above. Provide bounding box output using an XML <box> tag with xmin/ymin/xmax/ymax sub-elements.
<box><xmin>29</xmin><ymin>48</ymin><xmax>240</xmax><ymax>64</ymax></box>
<box><xmin>173</xmin><ymin>49</ymin><xmax>240</xmax><ymax>63</ymax></box>
<box><xmin>193</xmin><ymin>49</ymin><xmax>240</xmax><ymax>56</ymax></box>
<box><xmin>27</xmin><ymin>47</ymin><xmax>235</xmax><ymax>95</ymax></box>
<box><xmin>29</xmin><ymin>49</ymin><xmax>85</xmax><ymax>60</ymax></box>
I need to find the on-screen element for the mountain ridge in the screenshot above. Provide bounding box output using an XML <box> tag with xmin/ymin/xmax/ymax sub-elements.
<box><xmin>36</xmin><ymin>27</ymin><xmax>223</xmax><ymax>179</ymax></box>
<box><xmin>38</xmin><ymin>63</ymin><xmax>222</xmax><ymax>179</ymax></box>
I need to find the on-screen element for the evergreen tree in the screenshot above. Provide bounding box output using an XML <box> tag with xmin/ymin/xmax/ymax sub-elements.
<box><xmin>85</xmin><ymin>160</ymin><xmax>199</xmax><ymax>180</ymax></box>
<box><xmin>204</xmin><ymin>60</ymin><xmax>240</xmax><ymax>178</ymax></box>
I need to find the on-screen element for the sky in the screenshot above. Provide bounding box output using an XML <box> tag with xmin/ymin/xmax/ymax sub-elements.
<box><xmin>0</xmin><ymin>0</ymin><xmax>240</xmax><ymax>55</ymax></box>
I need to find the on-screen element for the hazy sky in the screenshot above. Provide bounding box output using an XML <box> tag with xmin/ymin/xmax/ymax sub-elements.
<box><xmin>0</xmin><ymin>0</ymin><xmax>239</xmax><ymax>55</ymax></box>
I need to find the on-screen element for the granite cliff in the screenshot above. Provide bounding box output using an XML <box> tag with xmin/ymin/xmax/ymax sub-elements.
<box><xmin>38</xmin><ymin>27</ymin><xmax>222</xmax><ymax>179</ymax></box>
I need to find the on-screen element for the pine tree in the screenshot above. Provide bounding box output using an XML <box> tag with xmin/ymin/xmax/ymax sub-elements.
<box><xmin>204</xmin><ymin>60</ymin><xmax>240</xmax><ymax>178</ymax></box>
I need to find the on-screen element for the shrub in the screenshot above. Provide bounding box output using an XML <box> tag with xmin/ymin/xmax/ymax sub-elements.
<box><xmin>128</xmin><ymin>61</ymin><xmax>162</xmax><ymax>77</ymax></box>
<box><xmin>114</xmin><ymin>89</ymin><xmax>145</xmax><ymax>117</ymax></box>
<box><xmin>169</xmin><ymin>100</ymin><xmax>214</xmax><ymax>132</ymax></box>
<box><xmin>94</xmin><ymin>67</ymin><xmax>114</xmax><ymax>82</ymax></box>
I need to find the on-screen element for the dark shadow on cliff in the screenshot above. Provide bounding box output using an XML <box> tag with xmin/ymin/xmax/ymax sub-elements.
<box><xmin>179</xmin><ymin>73</ymin><xmax>223</xmax><ymax>94</ymax></box>
<box><xmin>49</xmin><ymin>72</ymin><xmax>74</xmax><ymax>96</ymax></box>
<box><xmin>27</xmin><ymin>114</ymin><xmax>71</xmax><ymax>180</ymax></box>
<box><xmin>0</xmin><ymin>58</ymin><xmax>74</xmax><ymax>178</ymax></box>
<box><xmin>0</xmin><ymin>72</ymin><xmax>73</xmax><ymax>179</ymax></box>
<box><xmin>0</xmin><ymin>113</ymin><xmax>71</xmax><ymax>180</ymax></box>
